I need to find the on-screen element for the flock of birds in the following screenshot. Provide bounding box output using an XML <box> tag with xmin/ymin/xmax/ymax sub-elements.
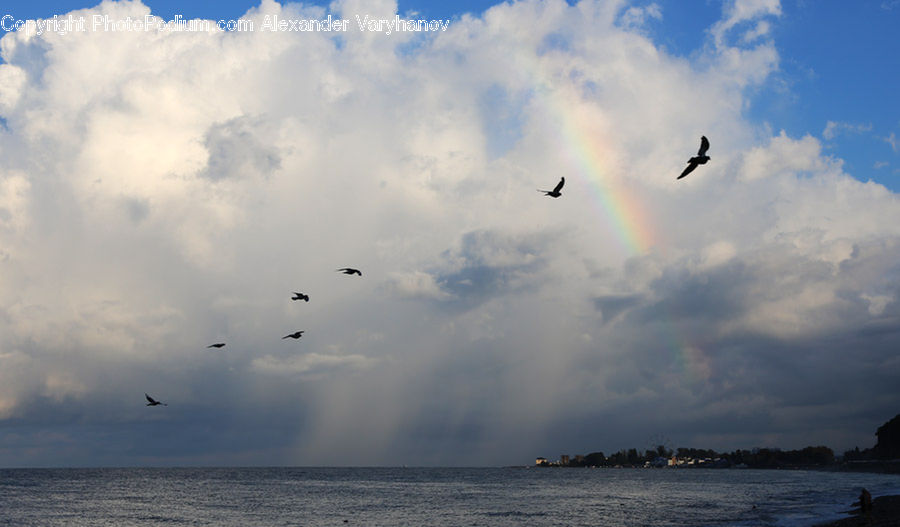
<box><xmin>144</xmin><ymin>266</ymin><xmax>365</xmax><ymax>407</ymax></box>
<box><xmin>144</xmin><ymin>137</ymin><xmax>711</xmax><ymax>407</ymax></box>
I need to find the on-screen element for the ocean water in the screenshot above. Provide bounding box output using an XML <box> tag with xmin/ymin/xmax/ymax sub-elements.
<box><xmin>1</xmin><ymin>467</ymin><xmax>898</xmax><ymax>526</ymax></box>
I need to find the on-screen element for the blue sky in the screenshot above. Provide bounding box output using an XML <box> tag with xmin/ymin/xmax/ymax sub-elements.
<box><xmin>1</xmin><ymin>0</ymin><xmax>900</xmax><ymax>467</ymax></box>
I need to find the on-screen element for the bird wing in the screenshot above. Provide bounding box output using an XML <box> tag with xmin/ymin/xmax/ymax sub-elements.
<box><xmin>698</xmin><ymin>136</ymin><xmax>709</xmax><ymax>156</ymax></box>
<box><xmin>677</xmin><ymin>161</ymin><xmax>698</xmax><ymax>180</ymax></box>
<box><xmin>553</xmin><ymin>177</ymin><xmax>565</xmax><ymax>193</ymax></box>
<box><xmin>145</xmin><ymin>394</ymin><xmax>157</xmax><ymax>404</ymax></box>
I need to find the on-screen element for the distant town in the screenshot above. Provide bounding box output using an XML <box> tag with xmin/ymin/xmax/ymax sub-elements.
<box><xmin>535</xmin><ymin>414</ymin><xmax>900</xmax><ymax>472</ymax></box>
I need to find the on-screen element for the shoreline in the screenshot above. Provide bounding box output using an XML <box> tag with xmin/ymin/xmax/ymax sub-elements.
<box><xmin>815</xmin><ymin>495</ymin><xmax>900</xmax><ymax>527</ymax></box>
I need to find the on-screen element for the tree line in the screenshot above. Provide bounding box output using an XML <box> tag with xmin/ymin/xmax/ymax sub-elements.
<box><xmin>541</xmin><ymin>445</ymin><xmax>835</xmax><ymax>468</ymax></box>
<box><xmin>539</xmin><ymin>413</ymin><xmax>900</xmax><ymax>469</ymax></box>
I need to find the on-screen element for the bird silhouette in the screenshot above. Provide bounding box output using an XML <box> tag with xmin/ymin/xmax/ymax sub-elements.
<box><xmin>337</xmin><ymin>268</ymin><xmax>362</xmax><ymax>276</ymax></box>
<box><xmin>145</xmin><ymin>393</ymin><xmax>167</xmax><ymax>406</ymax></box>
<box><xmin>291</xmin><ymin>292</ymin><xmax>310</xmax><ymax>302</ymax></box>
<box><xmin>207</xmin><ymin>343</ymin><xmax>226</xmax><ymax>349</ymax></box>
<box><xmin>538</xmin><ymin>177</ymin><xmax>565</xmax><ymax>197</ymax></box>
<box><xmin>678</xmin><ymin>136</ymin><xmax>710</xmax><ymax>180</ymax></box>
<box><xmin>283</xmin><ymin>331</ymin><xmax>305</xmax><ymax>339</ymax></box>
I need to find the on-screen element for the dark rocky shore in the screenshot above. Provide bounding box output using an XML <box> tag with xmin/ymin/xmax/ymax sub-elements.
<box><xmin>815</xmin><ymin>495</ymin><xmax>900</xmax><ymax>527</ymax></box>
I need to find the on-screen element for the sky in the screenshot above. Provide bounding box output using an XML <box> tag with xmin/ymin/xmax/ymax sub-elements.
<box><xmin>0</xmin><ymin>0</ymin><xmax>898</xmax><ymax>468</ymax></box>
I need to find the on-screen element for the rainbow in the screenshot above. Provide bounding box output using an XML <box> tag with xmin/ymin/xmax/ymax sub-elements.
<box><xmin>525</xmin><ymin>56</ymin><xmax>657</xmax><ymax>256</ymax></box>
<box><xmin>526</xmin><ymin>58</ymin><xmax>715</xmax><ymax>385</ymax></box>
<box><xmin>561</xmin><ymin>113</ymin><xmax>655</xmax><ymax>254</ymax></box>
<box><xmin>507</xmin><ymin>17</ymin><xmax>714</xmax><ymax>388</ymax></box>
<box><xmin>548</xmin><ymin>88</ymin><xmax>656</xmax><ymax>254</ymax></box>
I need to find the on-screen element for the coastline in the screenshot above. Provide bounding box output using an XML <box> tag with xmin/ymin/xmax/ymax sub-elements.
<box><xmin>815</xmin><ymin>495</ymin><xmax>900</xmax><ymax>527</ymax></box>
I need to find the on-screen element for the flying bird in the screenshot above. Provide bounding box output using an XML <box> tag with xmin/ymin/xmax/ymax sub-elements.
<box><xmin>538</xmin><ymin>177</ymin><xmax>565</xmax><ymax>198</ymax></box>
<box><xmin>207</xmin><ymin>343</ymin><xmax>226</xmax><ymax>349</ymax></box>
<box><xmin>337</xmin><ymin>268</ymin><xmax>362</xmax><ymax>276</ymax></box>
<box><xmin>677</xmin><ymin>136</ymin><xmax>710</xmax><ymax>180</ymax></box>
<box><xmin>283</xmin><ymin>331</ymin><xmax>305</xmax><ymax>339</ymax></box>
<box><xmin>145</xmin><ymin>393</ymin><xmax>167</xmax><ymax>406</ymax></box>
<box><xmin>291</xmin><ymin>292</ymin><xmax>310</xmax><ymax>302</ymax></box>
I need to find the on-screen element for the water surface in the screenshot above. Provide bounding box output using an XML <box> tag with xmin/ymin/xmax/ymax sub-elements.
<box><xmin>2</xmin><ymin>467</ymin><xmax>898</xmax><ymax>526</ymax></box>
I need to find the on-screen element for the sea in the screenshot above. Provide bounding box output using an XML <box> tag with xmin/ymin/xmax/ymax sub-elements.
<box><xmin>1</xmin><ymin>467</ymin><xmax>899</xmax><ymax>526</ymax></box>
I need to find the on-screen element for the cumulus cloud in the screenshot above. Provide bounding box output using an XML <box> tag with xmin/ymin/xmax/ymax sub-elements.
<box><xmin>1</xmin><ymin>0</ymin><xmax>899</xmax><ymax>466</ymax></box>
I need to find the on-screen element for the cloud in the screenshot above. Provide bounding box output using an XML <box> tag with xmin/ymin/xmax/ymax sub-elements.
<box><xmin>251</xmin><ymin>352</ymin><xmax>378</xmax><ymax>380</ymax></box>
<box><xmin>385</xmin><ymin>270</ymin><xmax>453</xmax><ymax>300</ymax></box>
<box><xmin>1</xmin><ymin>0</ymin><xmax>899</xmax><ymax>466</ymax></box>
<box><xmin>886</xmin><ymin>132</ymin><xmax>900</xmax><ymax>152</ymax></box>
<box><xmin>618</xmin><ymin>3</ymin><xmax>662</xmax><ymax>31</ymax></box>
<box><xmin>822</xmin><ymin>120</ymin><xmax>873</xmax><ymax>140</ymax></box>
<box><xmin>200</xmin><ymin>116</ymin><xmax>282</xmax><ymax>181</ymax></box>
<box><xmin>739</xmin><ymin>130</ymin><xmax>838</xmax><ymax>180</ymax></box>
<box><xmin>710</xmin><ymin>0</ymin><xmax>781</xmax><ymax>48</ymax></box>
<box><xmin>740</xmin><ymin>20</ymin><xmax>771</xmax><ymax>43</ymax></box>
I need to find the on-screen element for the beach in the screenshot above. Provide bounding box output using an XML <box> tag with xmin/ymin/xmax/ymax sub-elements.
<box><xmin>816</xmin><ymin>495</ymin><xmax>900</xmax><ymax>527</ymax></box>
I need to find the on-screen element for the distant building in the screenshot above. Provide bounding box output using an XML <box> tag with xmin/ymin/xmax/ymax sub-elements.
<box><xmin>560</xmin><ymin>455</ymin><xmax>570</xmax><ymax>465</ymax></box>
<box><xmin>536</xmin><ymin>457</ymin><xmax>548</xmax><ymax>466</ymax></box>
<box><xmin>651</xmin><ymin>457</ymin><xmax>668</xmax><ymax>467</ymax></box>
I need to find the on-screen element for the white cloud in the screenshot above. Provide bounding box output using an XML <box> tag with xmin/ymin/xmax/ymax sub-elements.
<box><xmin>822</xmin><ymin>120</ymin><xmax>873</xmax><ymax>140</ymax></box>
<box><xmin>0</xmin><ymin>64</ymin><xmax>27</xmax><ymax>112</ymax></box>
<box><xmin>739</xmin><ymin>130</ymin><xmax>837</xmax><ymax>181</ymax></box>
<box><xmin>711</xmin><ymin>0</ymin><xmax>781</xmax><ymax>48</ymax></box>
<box><xmin>740</xmin><ymin>20</ymin><xmax>771</xmax><ymax>43</ymax></box>
<box><xmin>619</xmin><ymin>3</ymin><xmax>662</xmax><ymax>30</ymax></box>
<box><xmin>886</xmin><ymin>132</ymin><xmax>900</xmax><ymax>152</ymax></box>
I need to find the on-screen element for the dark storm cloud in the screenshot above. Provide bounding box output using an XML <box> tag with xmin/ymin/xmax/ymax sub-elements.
<box><xmin>593</xmin><ymin>294</ymin><xmax>643</xmax><ymax>324</ymax></box>
<box><xmin>561</xmin><ymin>235</ymin><xmax>900</xmax><ymax>454</ymax></box>
<box><xmin>427</xmin><ymin>229</ymin><xmax>551</xmax><ymax>311</ymax></box>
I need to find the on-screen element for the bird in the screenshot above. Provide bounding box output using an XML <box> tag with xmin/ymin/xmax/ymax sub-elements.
<box><xmin>283</xmin><ymin>331</ymin><xmax>305</xmax><ymax>339</ymax></box>
<box><xmin>677</xmin><ymin>136</ymin><xmax>710</xmax><ymax>180</ymax></box>
<box><xmin>207</xmin><ymin>343</ymin><xmax>226</xmax><ymax>349</ymax></box>
<box><xmin>145</xmin><ymin>393</ymin><xmax>167</xmax><ymax>406</ymax></box>
<box><xmin>337</xmin><ymin>268</ymin><xmax>362</xmax><ymax>276</ymax></box>
<box><xmin>538</xmin><ymin>177</ymin><xmax>565</xmax><ymax>197</ymax></box>
<box><xmin>291</xmin><ymin>292</ymin><xmax>310</xmax><ymax>302</ymax></box>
